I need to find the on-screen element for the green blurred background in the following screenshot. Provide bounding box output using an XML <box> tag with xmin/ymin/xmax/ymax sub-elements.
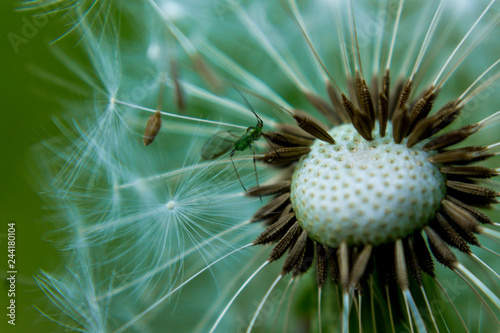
<box><xmin>1</xmin><ymin>2</ymin><xmax>79</xmax><ymax>332</ymax></box>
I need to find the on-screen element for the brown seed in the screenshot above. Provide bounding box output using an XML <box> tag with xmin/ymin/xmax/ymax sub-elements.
<box><xmin>246</xmin><ymin>181</ymin><xmax>291</xmax><ymax>197</ymax></box>
<box><xmin>281</xmin><ymin>230</ymin><xmax>308</xmax><ymax>275</ymax></box>
<box><xmin>316</xmin><ymin>243</ymin><xmax>328</xmax><ymax>287</ymax></box>
<box><xmin>412</xmin><ymin>232</ymin><xmax>435</xmax><ymax>277</ymax></box>
<box><xmin>446</xmin><ymin>196</ymin><xmax>493</xmax><ymax>225</ymax></box>
<box><xmin>338</xmin><ymin>242</ymin><xmax>349</xmax><ymax>290</ymax></box>
<box><xmin>292</xmin><ymin>111</ymin><xmax>335</xmax><ymax>144</ymax></box>
<box><xmin>259</xmin><ymin>147</ymin><xmax>311</xmax><ymax>165</ymax></box>
<box><xmin>263</xmin><ymin>131</ymin><xmax>314</xmax><ymax>147</ymax></box>
<box><xmin>440</xmin><ymin>165</ymin><xmax>498</xmax><ymax>178</ymax></box>
<box><xmin>268</xmin><ymin>222</ymin><xmax>300</xmax><ymax>262</ymax></box>
<box><xmin>293</xmin><ymin>236</ymin><xmax>314</xmax><ymax>276</ymax></box>
<box><xmin>394</xmin><ymin>239</ymin><xmax>409</xmax><ymax>289</ymax></box>
<box><xmin>355</xmin><ymin>74</ymin><xmax>376</xmax><ymax>127</ymax></box>
<box><xmin>251</xmin><ymin>192</ymin><xmax>290</xmax><ymax>222</ymax></box>
<box><xmin>425</xmin><ymin>226</ymin><xmax>457</xmax><ymax>269</ymax></box>
<box><xmin>406</xmin><ymin>237</ymin><xmax>423</xmax><ymax>284</ymax></box>
<box><xmin>170</xmin><ymin>59</ymin><xmax>186</xmax><ymax>110</ymax></box>
<box><xmin>428</xmin><ymin>146</ymin><xmax>491</xmax><ymax>165</ymax></box>
<box><xmin>446</xmin><ymin>180</ymin><xmax>499</xmax><ymax>205</ymax></box>
<box><xmin>341</xmin><ymin>93</ymin><xmax>373</xmax><ymax>141</ymax></box>
<box><xmin>423</xmin><ymin>124</ymin><xmax>479</xmax><ymax>151</ymax></box>
<box><xmin>378</xmin><ymin>69</ymin><xmax>391</xmax><ymax>137</ymax></box>
<box><xmin>325</xmin><ymin>246</ymin><xmax>340</xmax><ymax>283</ymax></box>
<box><xmin>391</xmin><ymin>79</ymin><xmax>412</xmax><ymax>143</ymax></box>
<box><xmin>253</xmin><ymin>212</ymin><xmax>296</xmax><ymax>245</ymax></box>
<box><xmin>441</xmin><ymin>199</ymin><xmax>480</xmax><ymax>233</ymax></box>
<box><xmin>407</xmin><ymin>99</ymin><xmax>462</xmax><ymax>147</ymax></box>
<box><xmin>349</xmin><ymin>244</ymin><xmax>373</xmax><ymax>288</ymax></box>
<box><xmin>143</xmin><ymin>111</ymin><xmax>162</xmax><ymax>146</ymax></box>
<box><xmin>407</xmin><ymin>86</ymin><xmax>436</xmax><ymax>133</ymax></box>
<box><xmin>431</xmin><ymin>213</ymin><xmax>471</xmax><ymax>253</ymax></box>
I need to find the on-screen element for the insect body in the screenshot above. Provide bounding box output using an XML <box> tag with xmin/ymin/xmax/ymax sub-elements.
<box><xmin>234</xmin><ymin>122</ymin><xmax>263</xmax><ymax>152</ymax></box>
<box><xmin>201</xmin><ymin>93</ymin><xmax>264</xmax><ymax>198</ymax></box>
<box><xmin>201</xmin><ymin>118</ymin><xmax>263</xmax><ymax>160</ymax></box>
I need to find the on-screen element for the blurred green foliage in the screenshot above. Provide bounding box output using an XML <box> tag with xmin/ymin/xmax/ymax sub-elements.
<box><xmin>0</xmin><ymin>2</ymin><xmax>83</xmax><ymax>332</ymax></box>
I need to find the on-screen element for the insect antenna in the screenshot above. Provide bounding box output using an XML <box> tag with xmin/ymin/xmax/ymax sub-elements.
<box><xmin>233</xmin><ymin>84</ymin><xmax>264</xmax><ymax>127</ymax></box>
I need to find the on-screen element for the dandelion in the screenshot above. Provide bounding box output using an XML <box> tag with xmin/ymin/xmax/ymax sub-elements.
<box><xmin>27</xmin><ymin>0</ymin><xmax>500</xmax><ymax>332</ymax></box>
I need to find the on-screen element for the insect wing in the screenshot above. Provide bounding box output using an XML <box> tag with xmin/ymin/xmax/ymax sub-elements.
<box><xmin>201</xmin><ymin>131</ymin><xmax>237</xmax><ymax>160</ymax></box>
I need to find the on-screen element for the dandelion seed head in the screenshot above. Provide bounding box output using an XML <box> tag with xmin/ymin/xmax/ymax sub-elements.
<box><xmin>291</xmin><ymin>123</ymin><xmax>446</xmax><ymax>247</ymax></box>
<box><xmin>166</xmin><ymin>200</ymin><xmax>176</xmax><ymax>210</ymax></box>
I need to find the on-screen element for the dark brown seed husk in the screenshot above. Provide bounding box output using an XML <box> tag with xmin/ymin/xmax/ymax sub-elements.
<box><xmin>268</xmin><ymin>222</ymin><xmax>301</xmax><ymax>262</ymax></box>
<box><xmin>253</xmin><ymin>212</ymin><xmax>296</xmax><ymax>245</ymax></box>
<box><xmin>423</xmin><ymin>124</ymin><xmax>479</xmax><ymax>151</ymax></box>
<box><xmin>143</xmin><ymin>111</ymin><xmax>162</xmax><ymax>146</ymax></box>
<box><xmin>429</xmin><ymin>146</ymin><xmax>491</xmax><ymax>165</ymax></box>
<box><xmin>446</xmin><ymin>181</ymin><xmax>499</xmax><ymax>205</ymax></box>
<box><xmin>263</xmin><ymin>131</ymin><xmax>314</xmax><ymax>147</ymax></box>
<box><xmin>316</xmin><ymin>243</ymin><xmax>328</xmax><ymax>287</ymax></box>
<box><xmin>425</xmin><ymin>226</ymin><xmax>457</xmax><ymax>269</ymax></box>
<box><xmin>446</xmin><ymin>196</ymin><xmax>493</xmax><ymax>225</ymax></box>
<box><xmin>251</xmin><ymin>192</ymin><xmax>290</xmax><ymax>222</ymax></box>
<box><xmin>440</xmin><ymin>166</ymin><xmax>499</xmax><ymax>178</ymax></box>
<box><xmin>259</xmin><ymin>147</ymin><xmax>311</xmax><ymax>165</ymax></box>
<box><xmin>246</xmin><ymin>181</ymin><xmax>291</xmax><ymax>197</ymax></box>
<box><xmin>293</xmin><ymin>111</ymin><xmax>335</xmax><ymax>144</ymax></box>
<box><xmin>431</xmin><ymin>213</ymin><xmax>471</xmax><ymax>253</ymax></box>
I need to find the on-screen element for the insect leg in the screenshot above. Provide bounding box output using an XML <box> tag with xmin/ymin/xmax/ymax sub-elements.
<box><xmin>230</xmin><ymin>150</ymin><xmax>247</xmax><ymax>193</ymax></box>
<box><xmin>252</xmin><ymin>144</ymin><xmax>262</xmax><ymax>202</ymax></box>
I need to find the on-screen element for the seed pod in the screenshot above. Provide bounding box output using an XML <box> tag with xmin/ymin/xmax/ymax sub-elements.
<box><xmin>292</xmin><ymin>110</ymin><xmax>335</xmax><ymax>144</ymax></box>
<box><xmin>259</xmin><ymin>147</ymin><xmax>311</xmax><ymax>165</ymax></box>
<box><xmin>143</xmin><ymin>111</ymin><xmax>162</xmax><ymax>146</ymax></box>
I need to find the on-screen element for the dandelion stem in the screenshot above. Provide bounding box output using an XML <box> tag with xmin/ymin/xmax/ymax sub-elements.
<box><xmin>342</xmin><ymin>292</ymin><xmax>351</xmax><ymax>333</ymax></box>
<box><xmin>470</xmin><ymin>253</ymin><xmax>500</xmax><ymax>281</ymax></box>
<box><xmin>409</xmin><ymin>0</ymin><xmax>444</xmax><ymax>81</ymax></box>
<box><xmin>433</xmin><ymin>0</ymin><xmax>496</xmax><ymax>86</ymax></box>
<box><xmin>403</xmin><ymin>289</ymin><xmax>428</xmax><ymax>333</ymax></box>
<box><xmin>385</xmin><ymin>0</ymin><xmax>405</xmax><ymax>70</ymax></box>
<box><xmin>246</xmin><ymin>274</ymin><xmax>282</xmax><ymax>333</ymax></box>
<box><xmin>459</xmin><ymin>58</ymin><xmax>500</xmax><ymax>101</ymax></box>
<box><xmin>113</xmin><ymin>100</ymin><xmax>246</xmax><ymax>129</ymax></box>
<box><xmin>433</xmin><ymin>277</ymin><xmax>470</xmax><ymax>333</ymax></box>
<box><xmin>420</xmin><ymin>285</ymin><xmax>440</xmax><ymax>333</ymax></box>
<box><xmin>318</xmin><ymin>287</ymin><xmax>323</xmax><ymax>333</ymax></box>
<box><xmin>456</xmin><ymin>263</ymin><xmax>500</xmax><ymax>311</ymax></box>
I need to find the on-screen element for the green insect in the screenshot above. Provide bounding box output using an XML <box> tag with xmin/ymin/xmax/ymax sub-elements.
<box><xmin>202</xmin><ymin>92</ymin><xmax>264</xmax><ymax>197</ymax></box>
